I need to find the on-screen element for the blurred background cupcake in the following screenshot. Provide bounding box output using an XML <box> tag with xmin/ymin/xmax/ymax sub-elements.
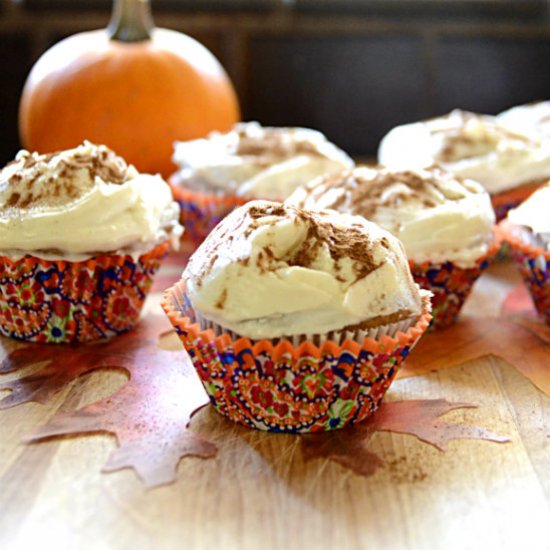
<box><xmin>287</xmin><ymin>165</ymin><xmax>497</xmax><ymax>329</ymax></box>
<box><xmin>378</xmin><ymin>109</ymin><xmax>550</xmax><ymax>220</ymax></box>
<box><xmin>500</xmin><ymin>183</ymin><xmax>550</xmax><ymax>324</ymax></box>
<box><xmin>162</xmin><ymin>200</ymin><xmax>431</xmax><ymax>432</ymax></box>
<box><xmin>169</xmin><ymin>121</ymin><xmax>353</xmax><ymax>247</ymax></box>
<box><xmin>0</xmin><ymin>141</ymin><xmax>183</xmax><ymax>343</ymax></box>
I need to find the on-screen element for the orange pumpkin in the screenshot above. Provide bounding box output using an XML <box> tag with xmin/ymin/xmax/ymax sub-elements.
<box><xmin>18</xmin><ymin>0</ymin><xmax>240</xmax><ymax>177</ymax></box>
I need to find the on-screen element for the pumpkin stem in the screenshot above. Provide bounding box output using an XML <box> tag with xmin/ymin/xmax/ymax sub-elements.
<box><xmin>108</xmin><ymin>0</ymin><xmax>154</xmax><ymax>42</ymax></box>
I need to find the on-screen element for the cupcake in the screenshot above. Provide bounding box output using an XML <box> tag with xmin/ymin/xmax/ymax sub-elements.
<box><xmin>0</xmin><ymin>141</ymin><xmax>183</xmax><ymax>343</ymax></box>
<box><xmin>287</xmin><ymin>165</ymin><xmax>498</xmax><ymax>329</ymax></box>
<box><xmin>170</xmin><ymin>121</ymin><xmax>353</xmax><ymax>246</ymax></box>
<box><xmin>162</xmin><ymin>200</ymin><xmax>431</xmax><ymax>432</ymax></box>
<box><xmin>378</xmin><ymin>109</ymin><xmax>550</xmax><ymax>220</ymax></box>
<box><xmin>500</xmin><ymin>182</ymin><xmax>550</xmax><ymax>323</ymax></box>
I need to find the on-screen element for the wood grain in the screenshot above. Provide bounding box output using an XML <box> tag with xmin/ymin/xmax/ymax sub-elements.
<box><xmin>1</xmin><ymin>262</ymin><xmax>550</xmax><ymax>550</ymax></box>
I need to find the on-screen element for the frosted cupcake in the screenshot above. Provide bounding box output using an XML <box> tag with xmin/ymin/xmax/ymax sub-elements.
<box><xmin>378</xmin><ymin>109</ymin><xmax>550</xmax><ymax>219</ymax></box>
<box><xmin>287</xmin><ymin>165</ymin><xmax>498</xmax><ymax>329</ymax></box>
<box><xmin>162</xmin><ymin>201</ymin><xmax>431</xmax><ymax>432</ymax></box>
<box><xmin>170</xmin><ymin>122</ymin><xmax>353</xmax><ymax>245</ymax></box>
<box><xmin>0</xmin><ymin>142</ymin><xmax>183</xmax><ymax>343</ymax></box>
<box><xmin>500</xmin><ymin>183</ymin><xmax>550</xmax><ymax>323</ymax></box>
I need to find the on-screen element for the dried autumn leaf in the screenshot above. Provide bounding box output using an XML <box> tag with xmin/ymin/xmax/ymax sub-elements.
<box><xmin>302</xmin><ymin>399</ymin><xmax>509</xmax><ymax>477</ymax></box>
<box><xmin>400</xmin><ymin>285</ymin><xmax>550</xmax><ymax>396</ymax></box>
<box><xmin>370</xmin><ymin>400</ymin><xmax>509</xmax><ymax>450</ymax></box>
<box><xmin>0</xmin><ymin>313</ymin><xmax>216</xmax><ymax>488</ymax></box>
<box><xmin>0</xmin><ymin>344</ymin><xmax>101</xmax><ymax>408</ymax></box>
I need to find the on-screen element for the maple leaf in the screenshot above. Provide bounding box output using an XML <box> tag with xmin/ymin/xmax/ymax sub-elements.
<box><xmin>0</xmin><ymin>313</ymin><xmax>216</xmax><ymax>488</ymax></box>
<box><xmin>0</xmin><ymin>344</ymin><xmax>93</xmax><ymax>408</ymax></box>
<box><xmin>301</xmin><ymin>399</ymin><xmax>509</xmax><ymax>477</ymax></box>
<box><xmin>400</xmin><ymin>286</ymin><xmax>550</xmax><ymax>397</ymax></box>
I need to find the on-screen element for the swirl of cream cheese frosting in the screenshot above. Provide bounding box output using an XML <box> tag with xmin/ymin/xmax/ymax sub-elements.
<box><xmin>286</xmin><ymin>165</ymin><xmax>495</xmax><ymax>267</ymax></box>
<box><xmin>0</xmin><ymin>142</ymin><xmax>183</xmax><ymax>260</ymax></box>
<box><xmin>378</xmin><ymin>109</ymin><xmax>550</xmax><ymax>195</ymax></box>
<box><xmin>497</xmin><ymin>101</ymin><xmax>550</xmax><ymax>140</ymax></box>
<box><xmin>171</xmin><ymin>121</ymin><xmax>354</xmax><ymax>200</ymax></box>
<box><xmin>183</xmin><ymin>200</ymin><xmax>425</xmax><ymax>339</ymax></box>
<box><xmin>506</xmin><ymin>182</ymin><xmax>550</xmax><ymax>249</ymax></box>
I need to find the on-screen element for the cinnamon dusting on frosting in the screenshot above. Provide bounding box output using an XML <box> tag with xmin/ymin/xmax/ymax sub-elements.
<box><xmin>288</xmin><ymin>164</ymin><xmax>496</xmax><ymax>268</ymax></box>
<box><xmin>190</xmin><ymin>201</ymin><xmax>385</xmax><ymax>288</ymax></box>
<box><xmin>291</xmin><ymin>165</ymin><xmax>484</xmax><ymax>220</ymax></box>
<box><xmin>0</xmin><ymin>142</ymin><xmax>136</xmax><ymax>210</ymax></box>
<box><xmin>433</xmin><ymin>110</ymin><xmax>533</xmax><ymax>163</ymax></box>
<box><xmin>234</xmin><ymin>124</ymin><xmax>324</xmax><ymax>161</ymax></box>
<box><xmin>215</xmin><ymin>288</ymin><xmax>228</xmax><ymax>310</ymax></box>
<box><xmin>0</xmin><ymin>142</ymin><xmax>183</xmax><ymax>260</ymax></box>
<box><xmin>234</xmin><ymin>202</ymin><xmax>380</xmax><ymax>282</ymax></box>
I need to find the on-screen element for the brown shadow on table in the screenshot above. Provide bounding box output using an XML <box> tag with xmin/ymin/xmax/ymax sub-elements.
<box><xmin>189</xmin><ymin>401</ymin><xmax>459</xmax><ymax>522</ymax></box>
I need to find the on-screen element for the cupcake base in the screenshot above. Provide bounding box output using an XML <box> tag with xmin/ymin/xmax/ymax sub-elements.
<box><xmin>409</xmin><ymin>238</ymin><xmax>500</xmax><ymax>330</ymax></box>
<box><xmin>0</xmin><ymin>241</ymin><xmax>169</xmax><ymax>343</ymax></box>
<box><xmin>162</xmin><ymin>281</ymin><xmax>431</xmax><ymax>433</ymax></box>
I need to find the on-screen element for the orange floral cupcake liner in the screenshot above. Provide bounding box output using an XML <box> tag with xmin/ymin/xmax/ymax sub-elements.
<box><xmin>0</xmin><ymin>241</ymin><xmax>169</xmax><ymax>343</ymax></box>
<box><xmin>169</xmin><ymin>183</ymin><xmax>248</xmax><ymax>247</ymax></box>
<box><xmin>162</xmin><ymin>281</ymin><xmax>432</xmax><ymax>433</ymax></box>
<box><xmin>409</xmin><ymin>236</ymin><xmax>501</xmax><ymax>330</ymax></box>
<box><xmin>499</xmin><ymin>222</ymin><xmax>550</xmax><ymax>323</ymax></box>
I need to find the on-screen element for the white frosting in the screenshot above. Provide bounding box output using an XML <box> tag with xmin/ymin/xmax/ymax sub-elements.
<box><xmin>378</xmin><ymin>109</ymin><xmax>550</xmax><ymax>194</ymax></box>
<box><xmin>287</xmin><ymin>166</ymin><xmax>495</xmax><ymax>268</ymax></box>
<box><xmin>0</xmin><ymin>143</ymin><xmax>183</xmax><ymax>260</ymax></box>
<box><xmin>498</xmin><ymin>101</ymin><xmax>550</xmax><ymax>139</ymax></box>
<box><xmin>507</xmin><ymin>183</ymin><xmax>550</xmax><ymax>247</ymax></box>
<box><xmin>183</xmin><ymin>200</ymin><xmax>424</xmax><ymax>339</ymax></box>
<box><xmin>172</xmin><ymin>122</ymin><xmax>354</xmax><ymax>200</ymax></box>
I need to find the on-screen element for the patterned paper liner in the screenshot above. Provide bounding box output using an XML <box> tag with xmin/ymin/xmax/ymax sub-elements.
<box><xmin>0</xmin><ymin>241</ymin><xmax>169</xmax><ymax>344</ymax></box>
<box><xmin>192</xmin><ymin>307</ymin><xmax>420</xmax><ymax>347</ymax></box>
<box><xmin>169</xmin><ymin>182</ymin><xmax>248</xmax><ymax>247</ymax></box>
<box><xmin>162</xmin><ymin>281</ymin><xmax>432</xmax><ymax>433</ymax></box>
<box><xmin>491</xmin><ymin>180</ymin><xmax>544</xmax><ymax>222</ymax></box>
<box><xmin>409</xmin><ymin>237</ymin><xmax>500</xmax><ymax>331</ymax></box>
<box><xmin>499</xmin><ymin>222</ymin><xmax>550</xmax><ymax>324</ymax></box>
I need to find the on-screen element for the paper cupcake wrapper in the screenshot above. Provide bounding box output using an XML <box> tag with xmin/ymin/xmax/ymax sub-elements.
<box><xmin>491</xmin><ymin>181</ymin><xmax>544</xmax><ymax>222</ymax></box>
<box><xmin>409</xmin><ymin>237</ymin><xmax>500</xmax><ymax>330</ymax></box>
<box><xmin>0</xmin><ymin>241</ymin><xmax>169</xmax><ymax>344</ymax></box>
<box><xmin>492</xmin><ymin>181</ymin><xmax>546</xmax><ymax>259</ymax></box>
<box><xmin>169</xmin><ymin>183</ymin><xmax>248</xmax><ymax>247</ymax></box>
<box><xmin>499</xmin><ymin>222</ymin><xmax>550</xmax><ymax>323</ymax></box>
<box><xmin>162</xmin><ymin>281</ymin><xmax>432</xmax><ymax>433</ymax></box>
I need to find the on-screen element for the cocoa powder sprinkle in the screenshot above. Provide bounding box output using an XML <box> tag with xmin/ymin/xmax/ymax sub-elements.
<box><xmin>294</xmin><ymin>165</ymin><xmax>480</xmax><ymax>220</ymax></box>
<box><xmin>215</xmin><ymin>288</ymin><xmax>228</xmax><ymax>309</ymax></box>
<box><xmin>1</xmin><ymin>143</ymin><xmax>134</xmax><ymax>210</ymax></box>
<box><xmin>235</xmin><ymin>126</ymin><xmax>325</xmax><ymax>160</ymax></box>
<box><xmin>187</xmin><ymin>201</ymin><xmax>390</xmax><ymax>289</ymax></box>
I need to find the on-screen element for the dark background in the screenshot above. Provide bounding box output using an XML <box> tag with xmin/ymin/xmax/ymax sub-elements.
<box><xmin>2</xmin><ymin>0</ymin><xmax>550</xmax><ymax>165</ymax></box>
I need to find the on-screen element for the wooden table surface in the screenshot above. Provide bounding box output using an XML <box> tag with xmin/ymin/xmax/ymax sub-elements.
<box><xmin>1</xmin><ymin>260</ymin><xmax>550</xmax><ymax>550</ymax></box>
